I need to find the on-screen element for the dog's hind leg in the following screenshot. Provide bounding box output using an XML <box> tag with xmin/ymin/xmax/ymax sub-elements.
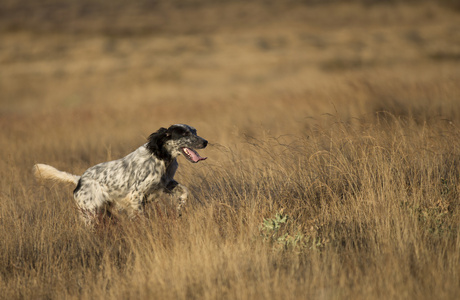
<box><xmin>78</xmin><ymin>208</ymin><xmax>99</xmax><ymax>228</ymax></box>
<box><xmin>74</xmin><ymin>180</ymin><xmax>109</xmax><ymax>228</ymax></box>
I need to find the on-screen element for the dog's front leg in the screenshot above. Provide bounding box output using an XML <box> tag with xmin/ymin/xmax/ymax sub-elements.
<box><xmin>165</xmin><ymin>180</ymin><xmax>188</xmax><ymax>216</ymax></box>
<box><xmin>123</xmin><ymin>192</ymin><xmax>147</xmax><ymax>221</ymax></box>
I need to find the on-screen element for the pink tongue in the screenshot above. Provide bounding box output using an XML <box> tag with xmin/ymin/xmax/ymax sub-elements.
<box><xmin>184</xmin><ymin>147</ymin><xmax>207</xmax><ymax>163</ymax></box>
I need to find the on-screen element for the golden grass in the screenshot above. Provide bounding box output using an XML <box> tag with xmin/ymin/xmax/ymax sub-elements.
<box><xmin>1</xmin><ymin>1</ymin><xmax>460</xmax><ymax>299</ymax></box>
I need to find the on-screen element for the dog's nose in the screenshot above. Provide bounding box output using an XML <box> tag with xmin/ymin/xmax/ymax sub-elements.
<box><xmin>203</xmin><ymin>140</ymin><xmax>208</xmax><ymax>148</ymax></box>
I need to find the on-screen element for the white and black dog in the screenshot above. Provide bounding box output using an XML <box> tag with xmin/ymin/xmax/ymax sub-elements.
<box><xmin>34</xmin><ymin>124</ymin><xmax>208</xmax><ymax>226</ymax></box>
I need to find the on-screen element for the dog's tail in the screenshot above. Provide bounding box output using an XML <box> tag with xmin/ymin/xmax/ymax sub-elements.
<box><xmin>33</xmin><ymin>164</ymin><xmax>80</xmax><ymax>186</ymax></box>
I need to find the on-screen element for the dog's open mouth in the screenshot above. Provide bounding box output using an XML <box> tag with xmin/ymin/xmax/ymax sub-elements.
<box><xmin>181</xmin><ymin>147</ymin><xmax>207</xmax><ymax>163</ymax></box>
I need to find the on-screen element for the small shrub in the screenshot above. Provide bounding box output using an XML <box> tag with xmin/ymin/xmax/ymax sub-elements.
<box><xmin>259</xmin><ymin>211</ymin><xmax>326</xmax><ymax>252</ymax></box>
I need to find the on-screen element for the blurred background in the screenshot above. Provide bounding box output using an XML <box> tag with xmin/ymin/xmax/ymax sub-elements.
<box><xmin>1</xmin><ymin>0</ymin><xmax>460</xmax><ymax>162</ymax></box>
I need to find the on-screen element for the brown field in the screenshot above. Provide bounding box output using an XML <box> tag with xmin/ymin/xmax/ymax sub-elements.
<box><xmin>1</xmin><ymin>1</ymin><xmax>460</xmax><ymax>299</ymax></box>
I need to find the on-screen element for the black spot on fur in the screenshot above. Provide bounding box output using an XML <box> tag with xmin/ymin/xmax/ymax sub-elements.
<box><xmin>165</xmin><ymin>180</ymin><xmax>179</xmax><ymax>193</ymax></box>
<box><xmin>73</xmin><ymin>179</ymin><xmax>82</xmax><ymax>195</ymax></box>
<box><xmin>146</xmin><ymin>127</ymin><xmax>172</xmax><ymax>161</ymax></box>
<box><xmin>169</xmin><ymin>126</ymin><xmax>189</xmax><ymax>139</ymax></box>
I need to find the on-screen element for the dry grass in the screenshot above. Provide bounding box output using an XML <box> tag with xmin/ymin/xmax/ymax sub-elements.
<box><xmin>1</xmin><ymin>1</ymin><xmax>460</xmax><ymax>299</ymax></box>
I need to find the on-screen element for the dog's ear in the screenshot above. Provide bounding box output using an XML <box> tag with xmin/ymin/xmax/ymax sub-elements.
<box><xmin>147</xmin><ymin>127</ymin><xmax>171</xmax><ymax>160</ymax></box>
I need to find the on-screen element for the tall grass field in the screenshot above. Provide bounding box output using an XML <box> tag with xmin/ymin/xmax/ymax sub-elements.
<box><xmin>1</xmin><ymin>1</ymin><xmax>460</xmax><ymax>299</ymax></box>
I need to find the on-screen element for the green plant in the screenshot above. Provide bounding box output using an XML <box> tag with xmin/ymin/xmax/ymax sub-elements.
<box><xmin>260</xmin><ymin>212</ymin><xmax>326</xmax><ymax>252</ymax></box>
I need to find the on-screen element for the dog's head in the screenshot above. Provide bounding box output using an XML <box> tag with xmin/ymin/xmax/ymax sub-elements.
<box><xmin>147</xmin><ymin>124</ymin><xmax>208</xmax><ymax>163</ymax></box>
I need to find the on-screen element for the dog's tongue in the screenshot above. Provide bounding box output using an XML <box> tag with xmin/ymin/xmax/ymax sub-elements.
<box><xmin>184</xmin><ymin>147</ymin><xmax>207</xmax><ymax>163</ymax></box>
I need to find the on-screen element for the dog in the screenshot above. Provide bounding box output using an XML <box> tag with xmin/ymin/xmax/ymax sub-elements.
<box><xmin>33</xmin><ymin>124</ymin><xmax>208</xmax><ymax>226</ymax></box>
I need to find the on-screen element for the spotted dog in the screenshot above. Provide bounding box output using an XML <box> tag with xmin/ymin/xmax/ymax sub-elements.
<box><xmin>33</xmin><ymin>124</ymin><xmax>208</xmax><ymax>226</ymax></box>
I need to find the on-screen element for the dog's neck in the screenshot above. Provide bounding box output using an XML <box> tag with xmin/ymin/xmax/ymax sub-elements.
<box><xmin>145</xmin><ymin>141</ymin><xmax>173</xmax><ymax>162</ymax></box>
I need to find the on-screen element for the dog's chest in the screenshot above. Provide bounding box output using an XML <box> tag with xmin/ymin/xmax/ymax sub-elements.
<box><xmin>131</xmin><ymin>160</ymin><xmax>165</xmax><ymax>191</ymax></box>
<box><xmin>160</xmin><ymin>160</ymin><xmax>178</xmax><ymax>186</ymax></box>
<box><xmin>134</xmin><ymin>159</ymin><xmax>177</xmax><ymax>195</ymax></box>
